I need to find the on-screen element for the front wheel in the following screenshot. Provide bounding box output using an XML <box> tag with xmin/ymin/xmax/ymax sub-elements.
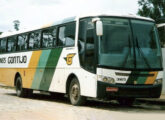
<box><xmin>69</xmin><ymin>78</ymin><xmax>86</xmax><ymax>106</ymax></box>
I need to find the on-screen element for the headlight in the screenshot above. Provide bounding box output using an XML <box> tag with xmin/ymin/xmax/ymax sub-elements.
<box><xmin>98</xmin><ymin>75</ymin><xmax>115</xmax><ymax>84</ymax></box>
<box><xmin>154</xmin><ymin>79</ymin><xmax>162</xmax><ymax>85</ymax></box>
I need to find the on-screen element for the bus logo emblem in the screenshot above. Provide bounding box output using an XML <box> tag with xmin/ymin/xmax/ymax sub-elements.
<box><xmin>64</xmin><ymin>53</ymin><xmax>75</xmax><ymax>65</ymax></box>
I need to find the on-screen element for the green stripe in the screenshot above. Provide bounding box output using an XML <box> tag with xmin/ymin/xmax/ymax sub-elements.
<box><xmin>31</xmin><ymin>50</ymin><xmax>51</xmax><ymax>89</ymax></box>
<box><xmin>126</xmin><ymin>71</ymin><xmax>149</xmax><ymax>84</ymax></box>
<box><xmin>39</xmin><ymin>48</ymin><xmax>63</xmax><ymax>90</ymax></box>
<box><xmin>126</xmin><ymin>71</ymin><xmax>140</xmax><ymax>84</ymax></box>
<box><xmin>136</xmin><ymin>72</ymin><xmax>148</xmax><ymax>84</ymax></box>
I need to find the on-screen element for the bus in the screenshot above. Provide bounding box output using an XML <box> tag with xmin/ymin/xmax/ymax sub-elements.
<box><xmin>157</xmin><ymin>23</ymin><xmax>165</xmax><ymax>94</ymax></box>
<box><xmin>0</xmin><ymin>13</ymin><xmax>163</xmax><ymax>106</ymax></box>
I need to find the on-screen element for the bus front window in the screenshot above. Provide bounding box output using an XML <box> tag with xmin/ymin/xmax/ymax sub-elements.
<box><xmin>131</xmin><ymin>20</ymin><xmax>162</xmax><ymax>69</ymax></box>
<box><xmin>98</xmin><ymin>18</ymin><xmax>162</xmax><ymax>70</ymax></box>
<box><xmin>99</xmin><ymin>18</ymin><xmax>134</xmax><ymax>69</ymax></box>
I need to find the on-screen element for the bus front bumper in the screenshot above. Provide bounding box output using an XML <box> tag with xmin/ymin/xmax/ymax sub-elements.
<box><xmin>97</xmin><ymin>81</ymin><xmax>162</xmax><ymax>99</ymax></box>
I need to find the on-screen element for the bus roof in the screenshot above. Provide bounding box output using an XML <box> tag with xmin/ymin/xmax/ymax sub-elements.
<box><xmin>77</xmin><ymin>13</ymin><xmax>154</xmax><ymax>21</ymax></box>
<box><xmin>0</xmin><ymin>13</ymin><xmax>154</xmax><ymax>38</ymax></box>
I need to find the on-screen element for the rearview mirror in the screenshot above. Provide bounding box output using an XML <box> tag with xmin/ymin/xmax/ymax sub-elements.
<box><xmin>96</xmin><ymin>20</ymin><xmax>103</xmax><ymax>36</ymax></box>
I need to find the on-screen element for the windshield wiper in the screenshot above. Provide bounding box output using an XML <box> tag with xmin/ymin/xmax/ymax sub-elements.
<box><xmin>135</xmin><ymin>37</ymin><xmax>151</xmax><ymax>69</ymax></box>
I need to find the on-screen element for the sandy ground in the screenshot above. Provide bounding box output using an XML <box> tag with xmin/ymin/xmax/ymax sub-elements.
<box><xmin>0</xmin><ymin>87</ymin><xmax>165</xmax><ymax>120</ymax></box>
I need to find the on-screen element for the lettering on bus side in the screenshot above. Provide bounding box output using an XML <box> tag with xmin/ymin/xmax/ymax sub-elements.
<box><xmin>0</xmin><ymin>57</ymin><xmax>6</xmax><ymax>63</ymax></box>
<box><xmin>8</xmin><ymin>56</ymin><xmax>27</xmax><ymax>64</ymax></box>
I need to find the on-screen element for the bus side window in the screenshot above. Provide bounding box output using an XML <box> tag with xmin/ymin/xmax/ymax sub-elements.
<box><xmin>158</xmin><ymin>27</ymin><xmax>165</xmax><ymax>48</ymax></box>
<box><xmin>58</xmin><ymin>26</ymin><xmax>66</xmax><ymax>46</ymax></box>
<box><xmin>7</xmin><ymin>36</ymin><xmax>17</xmax><ymax>52</ymax></box>
<box><xmin>17</xmin><ymin>34</ymin><xmax>28</xmax><ymax>51</ymax></box>
<box><xmin>52</xmin><ymin>28</ymin><xmax>57</xmax><ymax>47</ymax></box>
<box><xmin>0</xmin><ymin>39</ymin><xmax>2</xmax><ymax>53</ymax></box>
<box><xmin>85</xmin><ymin>22</ymin><xmax>95</xmax><ymax>72</ymax></box>
<box><xmin>42</xmin><ymin>27</ymin><xmax>56</xmax><ymax>48</ymax></box>
<box><xmin>65</xmin><ymin>23</ymin><xmax>75</xmax><ymax>46</ymax></box>
<box><xmin>78</xmin><ymin>20</ymin><xmax>86</xmax><ymax>67</ymax></box>
<box><xmin>29</xmin><ymin>31</ymin><xmax>41</xmax><ymax>50</ymax></box>
<box><xmin>0</xmin><ymin>38</ymin><xmax>6</xmax><ymax>53</ymax></box>
<box><xmin>78</xmin><ymin>19</ymin><xmax>95</xmax><ymax>72</ymax></box>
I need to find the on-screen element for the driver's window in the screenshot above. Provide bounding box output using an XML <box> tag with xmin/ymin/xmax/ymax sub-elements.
<box><xmin>78</xmin><ymin>19</ymin><xmax>95</xmax><ymax>73</ymax></box>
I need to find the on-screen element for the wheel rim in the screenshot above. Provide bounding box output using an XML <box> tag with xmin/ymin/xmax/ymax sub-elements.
<box><xmin>70</xmin><ymin>83</ymin><xmax>79</xmax><ymax>102</ymax></box>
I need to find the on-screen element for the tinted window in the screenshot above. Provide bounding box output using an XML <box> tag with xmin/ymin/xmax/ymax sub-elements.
<box><xmin>58</xmin><ymin>23</ymin><xmax>75</xmax><ymax>47</ymax></box>
<box><xmin>42</xmin><ymin>28</ymin><xmax>56</xmax><ymax>48</ymax></box>
<box><xmin>58</xmin><ymin>26</ymin><xmax>66</xmax><ymax>46</ymax></box>
<box><xmin>0</xmin><ymin>38</ymin><xmax>6</xmax><ymax>53</ymax></box>
<box><xmin>99</xmin><ymin>18</ymin><xmax>134</xmax><ymax>68</ymax></box>
<box><xmin>158</xmin><ymin>27</ymin><xmax>165</xmax><ymax>47</ymax></box>
<box><xmin>7</xmin><ymin>36</ymin><xmax>17</xmax><ymax>52</ymax></box>
<box><xmin>85</xmin><ymin>20</ymin><xmax>95</xmax><ymax>71</ymax></box>
<box><xmin>78</xmin><ymin>20</ymin><xmax>86</xmax><ymax>67</ymax></box>
<box><xmin>17</xmin><ymin>34</ymin><xmax>28</xmax><ymax>51</ymax></box>
<box><xmin>78</xmin><ymin>19</ymin><xmax>95</xmax><ymax>72</ymax></box>
<box><xmin>131</xmin><ymin>20</ymin><xmax>161</xmax><ymax>69</ymax></box>
<box><xmin>65</xmin><ymin>23</ymin><xmax>75</xmax><ymax>46</ymax></box>
<box><xmin>29</xmin><ymin>31</ymin><xmax>41</xmax><ymax>49</ymax></box>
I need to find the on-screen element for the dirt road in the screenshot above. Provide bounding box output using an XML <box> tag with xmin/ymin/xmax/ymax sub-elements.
<box><xmin>0</xmin><ymin>87</ymin><xmax>165</xmax><ymax>120</ymax></box>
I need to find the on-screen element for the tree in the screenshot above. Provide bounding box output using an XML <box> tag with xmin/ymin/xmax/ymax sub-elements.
<box><xmin>137</xmin><ymin>0</ymin><xmax>165</xmax><ymax>23</ymax></box>
<box><xmin>13</xmin><ymin>20</ymin><xmax>20</xmax><ymax>31</ymax></box>
<box><xmin>0</xmin><ymin>32</ymin><xmax>2</xmax><ymax>35</ymax></box>
<box><xmin>138</xmin><ymin>0</ymin><xmax>165</xmax><ymax>47</ymax></box>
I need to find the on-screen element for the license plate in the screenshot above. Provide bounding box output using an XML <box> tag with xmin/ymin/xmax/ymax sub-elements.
<box><xmin>106</xmin><ymin>87</ymin><xmax>118</xmax><ymax>92</ymax></box>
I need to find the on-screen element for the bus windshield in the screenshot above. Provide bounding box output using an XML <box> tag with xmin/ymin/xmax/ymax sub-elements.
<box><xmin>98</xmin><ymin>18</ymin><xmax>162</xmax><ymax>70</ymax></box>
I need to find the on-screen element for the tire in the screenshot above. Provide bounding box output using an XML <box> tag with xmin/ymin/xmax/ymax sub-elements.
<box><xmin>15</xmin><ymin>76</ymin><xmax>33</xmax><ymax>97</ymax></box>
<box><xmin>118</xmin><ymin>98</ymin><xmax>135</xmax><ymax>106</ymax></box>
<box><xmin>69</xmin><ymin>78</ymin><xmax>86</xmax><ymax>106</ymax></box>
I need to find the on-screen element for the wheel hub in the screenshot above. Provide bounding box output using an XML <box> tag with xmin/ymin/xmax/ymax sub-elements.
<box><xmin>71</xmin><ymin>84</ymin><xmax>79</xmax><ymax>100</ymax></box>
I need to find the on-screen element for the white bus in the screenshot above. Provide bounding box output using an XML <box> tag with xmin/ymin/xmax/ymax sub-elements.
<box><xmin>157</xmin><ymin>23</ymin><xmax>165</xmax><ymax>94</ymax></box>
<box><xmin>0</xmin><ymin>13</ymin><xmax>163</xmax><ymax>106</ymax></box>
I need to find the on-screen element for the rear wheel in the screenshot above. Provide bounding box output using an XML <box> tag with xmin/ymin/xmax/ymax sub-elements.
<box><xmin>15</xmin><ymin>76</ymin><xmax>32</xmax><ymax>97</ymax></box>
<box><xmin>69</xmin><ymin>78</ymin><xmax>86</xmax><ymax>106</ymax></box>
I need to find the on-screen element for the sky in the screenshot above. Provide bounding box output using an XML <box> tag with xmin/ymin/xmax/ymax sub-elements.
<box><xmin>0</xmin><ymin>0</ymin><xmax>139</xmax><ymax>32</ymax></box>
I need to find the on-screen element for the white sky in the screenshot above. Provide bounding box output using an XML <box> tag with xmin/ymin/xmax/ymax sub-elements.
<box><xmin>0</xmin><ymin>0</ymin><xmax>139</xmax><ymax>32</ymax></box>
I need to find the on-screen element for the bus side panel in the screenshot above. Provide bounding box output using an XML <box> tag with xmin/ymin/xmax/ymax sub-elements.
<box><xmin>22</xmin><ymin>51</ymin><xmax>42</xmax><ymax>89</ymax></box>
<box><xmin>0</xmin><ymin>68</ymin><xmax>16</xmax><ymax>87</ymax></box>
<box><xmin>30</xmin><ymin>50</ymin><xmax>51</xmax><ymax>90</ymax></box>
<box><xmin>30</xmin><ymin>48</ymin><xmax>63</xmax><ymax>91</ymax></box>
<box><xmin>49</xmin><ymin>48</ymin><xmax>69</xmax><ymax>93</ymax></box>
<box><xmin>49</xmin><ymin>48</ymin><xmax>97</xmax><ymax>98</ymax></box>
<box><xmin>65</xmin><ymin>68</ymin><xmax>97</xmax><ymax>98</ymax></box>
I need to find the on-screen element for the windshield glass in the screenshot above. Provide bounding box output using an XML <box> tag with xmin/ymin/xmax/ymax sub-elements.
<box><xmin>98</xmin><ymin>18</ymin><xmax>162</xmax><ymax>70</ymax></box>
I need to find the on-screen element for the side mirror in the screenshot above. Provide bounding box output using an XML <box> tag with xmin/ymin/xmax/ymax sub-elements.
<box><xmin>96</xmin><ymin>20</ymin><xmax>103</xmax><ymax>36</ymax></box>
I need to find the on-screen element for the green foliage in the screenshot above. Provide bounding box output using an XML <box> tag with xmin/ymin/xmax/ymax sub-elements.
<box><xmin>138</xmin><ymin>0</ymin><xmax>165</xmax><ymax>47</ymax></box>
<box><xmin>13</xmin><ymin>20</ymin><xmax>20</xmax><ymax>31</ymax></box>
<box><xmin>137</xmin><ymin>0</ymin><xmax>165</xmax><ymax>23</ymax></box>
<box><xmin>0</xmin><ymin>32</ymin><xmax>2</xmax><ymax>35</ymax></box>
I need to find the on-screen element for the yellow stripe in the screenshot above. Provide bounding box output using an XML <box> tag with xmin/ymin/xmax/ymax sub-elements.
<box><xmin>23</xmin><ymin>51</ymin><xmax>42</xmax><ymax>88</ymax></box>
<box><xmin>145</xmin><ymin>72</ymin><xmax>158</xmax><ymax>84</ymax></box>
